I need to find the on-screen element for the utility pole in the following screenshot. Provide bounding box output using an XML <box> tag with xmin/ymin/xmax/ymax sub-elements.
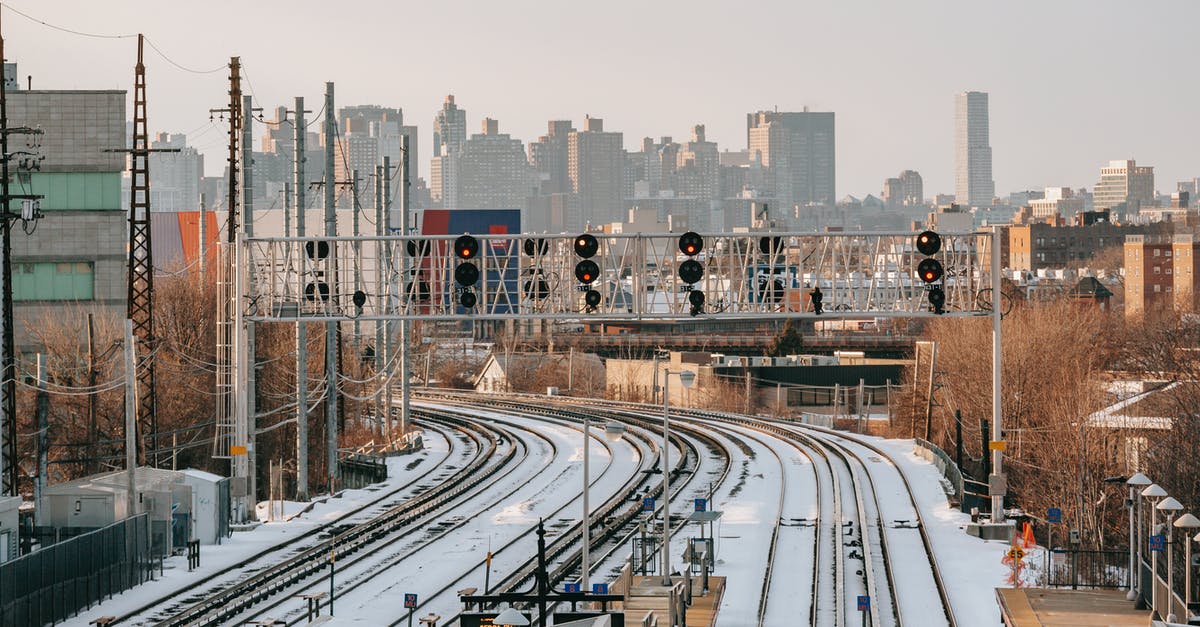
<box><xmin>198</xmin><ymin>193</ymin><xmax>207</xmax><ymax>281</ymax></box>
<box><xmin>352</xmin><ymin>168</ymin><xmax>362</xmax><ymax>366</ymax></box>
<box><xmin>382</xmin><ymin>156</ymin><xmax>394</xmax><ymax>440</ymax></box>
<box><xmin>323</xmin><ymin>82</ymin><xmax>338</xmax><ymax>494</ymax></box>
<box><xmin>240</xmin><ymin>92</ymin><xmax>260</xmax><ymax>520</ymax></box>
<box><xmin>399</xmin><ymin>136</ymin><xmax>411</xmax><ymax>438</ymax></box>
<box><xmin>374</xmin><ymin>165</ymin><xmax>385</xmax><ymax>440</ymax></box>
<box><xmin>0</xmin><ymin>11</ymin><xmax>45</xmax><ymax>496</ymax></box>
<box><xmin>34</xmin><ymin>354</ymin><xmax>47</xmax><ymax>526</ymax></box>
<box><xmin>293</xmin><ymin>96</ymin><xmax>309</xmax><ymax>501</ymax></box>
<box><xmin>124</xmin><ymin>320</ymin><xmax>138</xmax><ymax>518</ymax></box>
<box><xmin>86</xmin><ymin>314</ymin><xmax>98</xmax><ymax>475</ymax></box>
<box><xmin>208</xmin><ymin>57</ymin><xmax>245</xmax><ymax>518</ymax></box>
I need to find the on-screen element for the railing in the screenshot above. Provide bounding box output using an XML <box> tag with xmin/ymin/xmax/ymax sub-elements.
<box><xmin>913</xmin><ymin>438</ymin><xmax>963</xmax><ymax>504</ymax></box>
<box><xmin>1046</xmin><ymin>549</ymin><xmax>1129</xmax><ymax>590</ymax></box>
<box><xmin>0</xmin><ymin>514</ymin><xmax>155</xmax><ymax>627</ymax></box>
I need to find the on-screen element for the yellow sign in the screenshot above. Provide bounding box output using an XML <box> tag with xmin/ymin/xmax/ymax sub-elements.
<box><xmin>989</xmin><ymin>440</ymin><xmax>1007</xmax><ymax>451</ymax></box>
<box><xmin>1007</xmin><ymin>548</ymin><xmax>1025</xmax><ymax>560</ymax></box>
<box><xmin>229</xmin><ymin>445</ymin><xmax>247</xmax><ymax>456</ymax></box>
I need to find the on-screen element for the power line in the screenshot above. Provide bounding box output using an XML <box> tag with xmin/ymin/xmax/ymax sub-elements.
<box><xmin>2</xmin><ymin>3</ymin><xmax>135</xmax><ymax>39</ymax></box>
<box><xmin>143</xmin><ymin>36</ymin><xmax>225</xmax><ymax>74</ymax></box>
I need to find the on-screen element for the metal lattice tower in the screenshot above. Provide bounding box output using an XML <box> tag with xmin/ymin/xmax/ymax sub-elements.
<box><xmin>126</xmin><ymin>35</ymin><xmax>157</xmax><ymax>465</ymax></box>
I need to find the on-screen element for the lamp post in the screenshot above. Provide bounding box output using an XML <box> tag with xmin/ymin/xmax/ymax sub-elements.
<box><xmin>661</xmin><ymin>367</ymin><xmax>695</xmax><ymax>586</ymax></box>
<box><xmin>1173</xmin><ymin>513</ymin><xmax>1200</xmax><ymax>617</ymax></box>
<box><xmin>581</xmin><ymin>419</ymin><xmax>625</xmax><ymax>591</ymax></box>
<box><xmin>1143</xmin><ymin>484</ymin><xmax>1167</xmax><ymax>616</ymax></box>
<box><xmin>1127</xmin><ymin>473</ymin><xmax>1151</xmax><ymax>600</ymax></box>
<box><xmin>1158</xmin><ymin>497</ymin><xmax>1184</xmax><ymax>621</ymax></box>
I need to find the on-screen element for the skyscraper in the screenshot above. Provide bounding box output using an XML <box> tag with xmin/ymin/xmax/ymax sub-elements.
<box><xmin>746</xmin><ymin>109</ymin><xmax>835</xmax><ymax>211</ymax></box>
<box><xmin>529</xmin><ymin>120</ymin><xmax>574</xmax><ymax>196</ymax></box>
<box><xmin>457</xmin><ymin>118</ymin><xmax>534</xmax><ymax>210</ymax></box>
<box><xmin>432</xmin><ymin>94</ymin><xmax>466</xmax><ymax>157</ymax></box>
<box><xmin>955</xmin><ymin>91</ymin><xmax>995</xmax><ymax>207</ymax></box>
<box><xmin>567</xmin><ymin>116</ymin><xmax>624</xmax><ymax>230</ymax></box>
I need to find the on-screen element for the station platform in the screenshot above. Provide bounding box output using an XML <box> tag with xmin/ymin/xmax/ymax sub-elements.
<box><xmin>621</xmin><ymin>575</ymin><xmax>725</xmax><ymax>627</ymax></box>
<box><xmin>996</xmin><ymin>588</ymin><xmax>1150</xmax><ymax>626</ymax></box>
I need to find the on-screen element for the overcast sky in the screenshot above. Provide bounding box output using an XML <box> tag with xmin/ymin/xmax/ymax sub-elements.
<box><xmin>4</xmin><ymin>0</ymin><xmax>1197</xmax><ymax>199</ymax></box>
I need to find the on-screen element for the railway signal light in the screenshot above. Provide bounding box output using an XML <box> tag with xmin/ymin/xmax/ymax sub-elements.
<box><xmin>574</xmin><ymin>233</ymin><xmax>602</xmax><ymax>311</ymax></box>
<box><xmin>759</xmin><ymin>235</ymin><xmax>781</xmax><ymax>256</ymax></box>
<box><xmin>678</xmin><ymin>231</ymin><xmax>703</xmax><ymax>256</ymax></box>
<box><xmin>305</xmin><ymin>240</ymin><xmax>330</xmax><ymax>260</ymax></box>
<box><xmin>406</xmin><ymin>239</ymin><xmax>431</xmax><ymax>257</ymax></box>
<box><xmin>915</xmin><ymin>230</ymin><xmax>945</xmax><ymax>314</ymax></box>
<box><xmin>523</xmin><ymin>275</ymin><xmax>550</xmax><ymax>300</ymax></box>
<box><xmin>678</xmin><ymin>260</ymin><xmax>704</xmax><ymax>285</ymax></box>
<box><xmin>688</xmin><ymin>289</ymin><xmax>705</xmax><ymax>317</ymax></box>
<box><xmin>810</xmin><ymin>286</ymin><xmax>823</xmax><ymax>315</ymax></box>
<box><xmin>523</xmin><ymin>238</ymin><xmax>548</xmax><ymax>256</ymax></box>
<box><xmin>455</xmin><ymin>234</ymin><xmax>479</xmax><ymax>260</ymax></box>
<box><xmin>454</xmin><ymin>234</ymin><xmax>480</xmax><ymax>310</ymax></box>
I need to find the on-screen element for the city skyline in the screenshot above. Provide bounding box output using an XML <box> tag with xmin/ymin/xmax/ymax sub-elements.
<box><xmin>3</xmin><ymin>1</ymin><xmax>1197</xmax><ymax>198</ymax></box>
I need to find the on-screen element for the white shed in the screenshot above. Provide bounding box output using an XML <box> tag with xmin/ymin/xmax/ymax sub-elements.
<box><xmin>0</xmin><ymin>496</ymin><xmax>19</xmax><ymax>563</ymax></box>
<box><xmin>180</xmin><ymin>468</ymin><xmax>230</xmax><ymax>544</ymax></box>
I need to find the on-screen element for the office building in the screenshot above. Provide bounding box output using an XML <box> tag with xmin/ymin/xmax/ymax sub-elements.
<box><xmin>1029</xmin><ymin>187</ymin><xmax>1084</xmax><ymax>221</ymax></box>
<box><xmin>747</xmin><ymin>109</ymin><xmax>836</xmax><ymax>211</ymax></box>
<box><xmin>567</xmin><ymin>116</ymin><xmax>624</xmax><ymax>230</ymax></box>
<box><xmin>1094</xmin><ymin>159</ymin><xmax>1154</xmax><ymax>217</ymax></box>
<box><xmin>457</xmin><ymin>118</ymin><xmax>534</xmax><ymax>210</ymax></box>
<box><xmin>432</xmin><ymin>94</ymin><xmax>466</xmax><ymax>158</ymax></box>
<box><xmin>6</xmin><ymin>73</ymin><xmax>127</xmax><ymax>351</ymax></box>
<box><xmin>529</xmin><ymin>120</ymin><xmax>574</xmax><ymax>196</ymax></box>
<box><xmin>954</xmin><ymin>91</ymin><xmax>995</xmax><ymax>207</ymax></box>
<box><xmin>899</xmin><ymin>170</ymin><xmax>924</xmax><ymax>206</ymax></box>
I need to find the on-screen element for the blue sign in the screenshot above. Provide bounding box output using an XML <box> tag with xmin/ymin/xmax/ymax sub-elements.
<box><xmin>1150</xmin><ymin>534</ymin><xmax>1166</xmax><ymax>553</ymax></box>
<box><xmin>694</xmin><ymin>498</ymin><xmax>707</xmax><ymax>512</ymax></box>
<box><xmin>857</xmin><ymin>595</ymin><xmax>870</xmax><ymax>611</ymax></box>
<box><xmin>404</xmin><ymin>593</ymin><xmax>418</xmax><ymax>608</ymax></box>
<box><xmin>1047</xmin><ymin>507</ymin><xmax>1062</xmax><ymax>524</ymax></box>
<box><xmin>592</xmin><ymin>583</ymin><xmax>609</xmax><ymax>595</ymax></box>
<box><xmin>564</xmin><ymin>582</ymin><xmax>581</xmax><ymax>593</ymax></box>
<box><xmin>642</xmin><ymin>497</ymin><xmax>655</xmax><ymax>512</ymax></box>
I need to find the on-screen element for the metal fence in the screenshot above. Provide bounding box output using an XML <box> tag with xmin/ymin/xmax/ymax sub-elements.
<box><xmin>1046</xmin><ymin>549</ymin><xmax>1129</xmax><ymax>589</ymax></box>
<box><xmin>0</xmin><ymin>514</ymin><xmax>156</xmax><ymax>626</ymax></box>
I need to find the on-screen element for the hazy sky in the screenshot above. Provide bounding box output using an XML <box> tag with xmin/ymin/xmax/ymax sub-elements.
<box><xmin>4</xmin><ymin>1</ymin><xmax>1197</xmax><ymax>199</ymax></box>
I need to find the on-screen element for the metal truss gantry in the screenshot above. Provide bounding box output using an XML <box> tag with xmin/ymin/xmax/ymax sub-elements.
<box><xmin>239</xmin><ymin>230</ymin><xmax>997</xmax><ymax>322</ymax></box>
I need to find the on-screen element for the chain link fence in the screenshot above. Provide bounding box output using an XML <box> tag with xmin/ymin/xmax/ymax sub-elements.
<box><xmin>0</xmin><ymin>514</ymin><xmax>155</xmax><ymax>626</ymax></box>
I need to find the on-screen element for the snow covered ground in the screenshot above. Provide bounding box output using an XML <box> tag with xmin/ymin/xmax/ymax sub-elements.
<box><xmin>64</xmin><ymin>413</ymin><xmax>1010</xmax><ymax>627</ymax></box>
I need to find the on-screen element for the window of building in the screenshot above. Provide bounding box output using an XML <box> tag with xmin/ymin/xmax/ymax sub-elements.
<box><xmin>1155</xmin><ymin>284</ymin><xmax>1162</xmax><ymax>292</ymax></box>
<box><xmin>1154</xmin><ymin>249</ymin><xmax>1161</xmax><ymax>257</ymax></box>
<box><xmin>13</xmin><ymin>261</ymin><xmax>94</xmax><ymax>301</ymax></box>
<box><xmin>1154</xmin><ymin>266</ymin><xmax>1161</xmax><ymax>274</ymax></box>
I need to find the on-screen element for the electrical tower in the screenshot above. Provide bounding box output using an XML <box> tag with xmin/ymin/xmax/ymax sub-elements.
<box><xmin>0</xmin><ymin>13</ymin><xmax>45</xmax><ymax>496</ymax></box>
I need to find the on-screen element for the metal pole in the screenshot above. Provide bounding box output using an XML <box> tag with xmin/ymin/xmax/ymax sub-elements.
<box><xmin>568</xmin><ymin>346</ymin><xmax>574</xmax><ymax>393</ymax></box>
<box><xmin>241</xmin><ymin>93</ymin><xmax>257</xmax><ymax>521</ymax></box>
<box><xmin>662</xmin><ymin>371</ymin><xmax>672</xmax><ymax>586</ymax></box>
<box><xmin>34</xmin><ymin>354</ymin><xmax>47</xmax><ymax>527</ymax></box>
<box><xmin>199</xmin><ymin>193</ymin><xmax>207</xmax><ymax>281</ymax></box>
<box><xmin>399</xmin><ymin>137</ymin><xmax>411</xmax><ymax>438</ymax></box>
<box><xmin>1186</xmin><ymin>534</ymin><xmax>1193</xmax><ymax>610</ymax></box>
<box><xmin>124</xmin><ymin>319</ymin><xmax>138</xmax><ymax>517</ymax></box>
<box><xmin>294</xmin><ymin>96</ymin><xmax>308</xmax><ymax>501</ymax></box>
<box><xmin>373</xmin><ymin>165</ymin><xmax>384</xmax><ymax>440</ymax></box>
<box><xmin>1167</xmin><ymin>513</ymin><xmax>1175</xmax><ymax>620</ymax></box>
<box><xmin>1129</xmin><ymin>486</ymin><xmax>1137</xmax><ymax>597</ymax></box>
<box><xmin>582</xmin><ymin>412</ymin><xmax>590</xmax><ymax>590</ymax></box>
<box><xmin>382</xmin><ymin>154</ymin><xmax>393</xmax><ymax>439</ymax></box>
<box><xmin>324</xmin><ymin>82</ymin><xmax>338</xmax><ymax>495</ymax></box>
<box><xmin>1152</xmin><ymin>504</ymin><xmax>1159</xmax><ymax>615</ymax></box>
<box><xmin>990</xmin><ymin>226</ymin><xmax>1004</xmax><ymax>523</ymax></box>
<box><xmin>0</xmin><ymin>13</ymin><xmax>17</xmax><ymax>497</ymax></box>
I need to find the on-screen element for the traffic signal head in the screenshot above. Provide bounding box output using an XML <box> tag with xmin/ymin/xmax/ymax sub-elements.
<box><xmin>928</xmin><ymin>286</ymin><xmax>946</xmax><ymax>314</ymax></box>
<box><xmin>523</xmin><ymin>238</ymin><xmax>548</xmax><ymax>256</ymax></box>
<box><xmin>459</xmin><ymin>291</ymin><xmax>477</xmax><ymax>309</ymax></box>
<box><xmin>574</xmin><ymin>233</ymin><xmax>599</xmax><ymax>259</ymax></box>
<box><xmin>455</xmin><ymin>234</ymin><xmax>479</xmax><ymax>260</ymax></box>
<box><xmin>678</xmin><ymin>259</ymin><xmax>704</xmax><ymax>285</ymax></box>
<box><xmin>916</xmin><ymin>230</ymin><xmax>941</xmax><ymax>256</ymax></box>
<box><xmin>678</xmin><ymin>231</ymin><xmax>703</xmax><ymax>256</ymax></box>
<box><xmin>688</xmin><ymin>289</ymin><xmax>705</xmax><ymax>317</ymax></box>
<box><xmin>575</xmin><ymin>260</ymin><xmax>600</xmax><ymax>284</ymax></box>
<box><xmin>454</xmin><ymin>262</ymin><xmax>480</xmax><ymax>286</ymax></box>
<box><xmin>584</xmin><ymin>289</ymin><xmax>602</xmax><ymax>310</ymax></box>
<box><xmin>810</xmin><ymin>287</ymin><xmax>823</xmax><ymax>315</ymax></box>
<box><xmin>917</xmin><ymin>258</ymin><xmax>943</xmax><ymax>284</ymax></box>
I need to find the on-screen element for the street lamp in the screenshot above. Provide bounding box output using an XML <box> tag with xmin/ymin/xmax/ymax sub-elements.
<box><xmin>1127</xmin><ymin>472</ymin><xmax>1152</xmax><ymax>600</ymax></box>
<box><xmin>1158</xmin><ymin>497</ymin><xmax>1184</xmax><ymax>621</ymax></box>
<box><xmin>1173</xmin><ymin>513</ymin><xmax>1200</xmax><ymax>616</ymax></box>
<box><xmin>581</xmin><ymin>418</ymin><xmax>625</xmax><ymax>591</ymax></box>
<box><xmin>661</xmin><ymin>367</ymin><xmax>695</xmax><ymax>586</ymax></box>
<box><xmin>1143</xmin><ymin>484</ymin><xmax>1167</xmax><ymax>615</ymax></box>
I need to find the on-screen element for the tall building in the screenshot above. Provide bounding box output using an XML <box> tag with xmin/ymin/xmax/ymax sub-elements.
<box><xmin>138</xmin><ymin>133</ymin><xmax>203</xmax><ymax>212</ymax></box>
<box><xmin>529</xmin><ymin>120</ymin><xmax>574</xmax><ymax>196</ymax></box>
<box><xmin>6</xmin><ymin>74</ymin><xmax>127</xmax><ymax>351</ymax></box>
<box><xmin>882</xmin><ymin>178</ymin><xmax>903</xmax><ymax>209</ymax></box>
<box><xmin>457</xmin><ymin>118</ymin><xmax>533</xmax><ymax>210</ymax></box>
<box><xmin>1125</xmin><ymin>234</ymin><xmax>1176</xmax><ymax>318</ymax></box>
<box><xmin>1094</xmin><ymin>159</ymin><xmax>1154</xmax><ymax>217</ymax></box>
<box><xmin>746</xmin><ymin>109</ymin><xmax>836</xmax><ymax>212</ymax></box>
<box><xmin>899</xmin><ymin>170</ymin><xmax>924</xmax><ymax>206</ymax></box>
<box><xmin>676</xmin><ymin>125</ymin><xmax>719</xmax><ymax>201</ymax></box>
<box><xmin>567</xmin><ymin>116</ymin><xmax>624</xmax><ymax>230</ymax></box>
<box><xmin>432</xmin><ymin>94</ymin><xmax>466</xmax><ymax>157</ymax></box>
<box><xmin>954</xmin><ymin>91</ymin><xmax>995</xmax><ymax>207</ymax></box>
